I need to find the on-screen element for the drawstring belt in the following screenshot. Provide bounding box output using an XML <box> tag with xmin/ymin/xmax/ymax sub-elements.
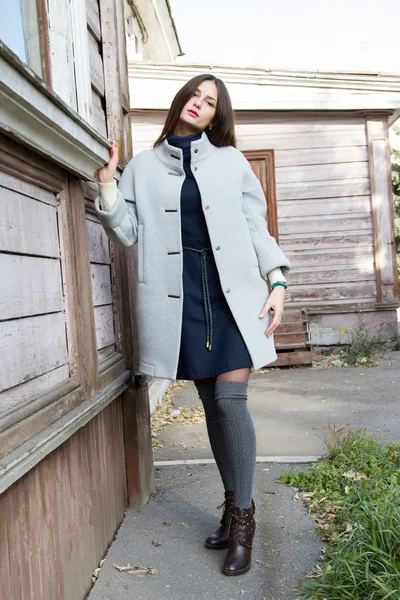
<box><xmin>183</xmin><ymin>246</ymin><xmax>213</xmax><ymax>351</ymax></box>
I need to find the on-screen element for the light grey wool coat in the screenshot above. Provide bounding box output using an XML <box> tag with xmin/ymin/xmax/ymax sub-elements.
<box><xmin>95</xmin><ymin>131</ymin><xmax>290</xmax><ymax>380</ymax></box>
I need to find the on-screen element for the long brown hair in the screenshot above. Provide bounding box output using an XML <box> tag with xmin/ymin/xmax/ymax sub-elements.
<box><xmin>153</xmin><ymin>74</ymin><xmax>236</xmax><ymax>148</ymax></box>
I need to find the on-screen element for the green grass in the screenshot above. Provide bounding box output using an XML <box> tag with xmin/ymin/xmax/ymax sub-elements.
<box><xmin>278</xmin><ymin>427</ymin><xmax>400</xmax><ymax>599</ymax></box>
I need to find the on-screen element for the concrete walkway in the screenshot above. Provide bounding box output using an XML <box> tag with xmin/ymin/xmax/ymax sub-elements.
<box><xmin>88</xmin><ymin>351</ymin><xmax>400</xmax><ymax>600</ymax></box>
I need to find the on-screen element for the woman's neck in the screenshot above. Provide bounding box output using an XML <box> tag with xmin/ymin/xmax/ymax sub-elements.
<box><xmin>173</xmin><ymin>123</ymin><xmax>202</xmax><ymax>137</ymax></box>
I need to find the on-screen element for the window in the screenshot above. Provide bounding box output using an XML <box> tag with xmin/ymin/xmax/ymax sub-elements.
<box><xmin>0</xmin><ymin>0</ymin><xmax>43</xmax><ymax>77</ymax></box>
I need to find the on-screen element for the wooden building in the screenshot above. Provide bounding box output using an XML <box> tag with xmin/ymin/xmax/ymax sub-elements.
<box><xmin>0</xmin><ymin>3</ymin><xmax>181</xmax><ymax>599</ymax></box>
<box><xmin>128</xmin><ymin>62</ymin><xmax>400</xmax><ymax>364</ymax></box>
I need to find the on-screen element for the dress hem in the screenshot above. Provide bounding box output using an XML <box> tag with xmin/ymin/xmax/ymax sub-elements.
<box><xmin>176</xmin><ymin>360</ymin><xmax>253</xmax><ymax>382</ymax></box>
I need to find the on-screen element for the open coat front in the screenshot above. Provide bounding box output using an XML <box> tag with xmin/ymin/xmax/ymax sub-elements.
<box><xmin>95</xmin><ymin>132</ymin><xmax>290</xmax><ymax>380</ymax></box>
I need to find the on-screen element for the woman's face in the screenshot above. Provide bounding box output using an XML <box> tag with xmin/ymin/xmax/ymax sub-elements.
<box><xmin>178</xmin><ymin>80</ymin><xmax>218</xmax><ymax>133</ymax></box>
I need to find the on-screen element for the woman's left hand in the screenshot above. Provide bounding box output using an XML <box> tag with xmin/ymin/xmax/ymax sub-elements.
<box><xmin>259</xmin><ymin>286</ymin><xmax>286</xmax><ymax>338</ymax></box>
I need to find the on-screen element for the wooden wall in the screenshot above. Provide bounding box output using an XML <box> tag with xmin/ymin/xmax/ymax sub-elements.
<box><xmin>0</xmin><ymin>398</ymin><xmax>126</xmax><ymax>600</ymax></box>
<box><xmin>130</xmin><ymin>109</ymin><xmax>398</xmax><ymax>343</ymax></box>
<box><xmin>0</xmin><ymin>171</ymin><xmax>69</xmax><ymax>413</ymax></box>
<box><xmin>235</xmin><ymin>111</ymin><xmax>376</xmax><ymax>309</ymax></box>
<box><xmin>131</xmin><ymin>110</ymin><xmax>396</xmax><ymax>305</ymax></box>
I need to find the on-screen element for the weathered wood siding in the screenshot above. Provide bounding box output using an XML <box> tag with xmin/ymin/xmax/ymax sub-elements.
<box><xmin>87</xmin><ymin>0</ymin><xmax>107</xmax><ymax>136</ymax></box>
<box><xmin>235</xmin><ymin>112</ymin><xmax>375</xmax><ymax>308</ymax></box>
<box><xmin>84</xmin><ymin>189</ymin><xmax>117</xmax><ymax>363</ymax></box>
<box><xmin>0</xmin><ymin>171</ymin><xmax>70</xmax><ymax>411</ymax></box>
<box><xmin>130</xmin><ymin>110</ymin><xmax>377</xmax><ymax>310</ymax></box>
<box><xmin>0</xmin><ymin>397</ymin><xmax>126</xmax><ymax>600</ymax></box>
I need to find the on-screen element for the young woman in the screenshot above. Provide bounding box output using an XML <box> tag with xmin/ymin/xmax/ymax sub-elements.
<box><xmin>95</xmin><ymin>74</ymin><xmax>290</xmax><ymax>576</ymax></box>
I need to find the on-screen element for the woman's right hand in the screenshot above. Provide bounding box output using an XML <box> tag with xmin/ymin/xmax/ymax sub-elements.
<box><xmin>97</xmin><ymin>139</ymin><xmax>119</xmax><ymax>183</ymax></box>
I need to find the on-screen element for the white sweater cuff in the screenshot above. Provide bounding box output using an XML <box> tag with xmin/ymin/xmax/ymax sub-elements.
<box><xmin>267</xmin><ymin>267</ymin><xmax>287</xmax><ymax>286</ymax></box>
<box><xmin>98</xmin><ymin>180</ymin><xmax>117</xmax><ymax>211</ymax></box>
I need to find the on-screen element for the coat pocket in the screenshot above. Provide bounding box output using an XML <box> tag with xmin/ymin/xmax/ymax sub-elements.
<box><xmin>138</xmin><ymin>223</ymin><xmax>144</xmax><ymax>283</ymax></box>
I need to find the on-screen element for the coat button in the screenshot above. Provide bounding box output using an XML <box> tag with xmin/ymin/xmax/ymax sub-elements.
<box><xmin>194</xmin><ymin>148</ymin><xmax>198</xmax><ymax>153</ymax></box>
<box><xmin>193</xmin><ymin>166</ymin><xmax>197</xmax><ymax>171</ymax></box>
<box><xmin>225</xmin><ymin>288</ymin><xmax>230</xmax><ymax>293</ymax></box>
<box><xmin>204</xmin><ymin>205</ymin><xmax>209</xmax><ymax>210</ymax></box>
<box><xmin>215</xmin><ymin>245</ymin><xmax>220</xmax><ymax>251</ymax></box>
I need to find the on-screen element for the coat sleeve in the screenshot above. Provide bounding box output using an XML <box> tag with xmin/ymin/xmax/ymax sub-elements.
<box><xmin>241</xmin><ymin>156</ymin><xmax>290</xmax><ymax>281</ymax></box>
<box><xmin>94</xmin><ymin>161</ymin><xmax>138</xmax><ymax>247</ymax></box>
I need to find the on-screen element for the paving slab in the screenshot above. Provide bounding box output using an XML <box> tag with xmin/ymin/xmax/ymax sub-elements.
<box><xmin>88</xmin><ymin>463</ymin><xmax>322</xmax><ymax>600</ymax></box>
<box><xmin>153</xmin><ymin>352</ymin><xmax>400</xmax><ymax>462</ymax></box>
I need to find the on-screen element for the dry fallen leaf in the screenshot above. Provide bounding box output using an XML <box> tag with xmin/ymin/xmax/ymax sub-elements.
<box><xmin>181</xmin><ymin>522</ymin><xmax>189</xmax><ymax>528</ymax></box>
<box><xmin>113</xmin><ymin>564</ymin><xmax>157</xmax><ymax>576</ymax></box>
<box><xmin>152</xmin><ymin>540</ymin><xmax>161</xmax><ymax>546</ymax></box>
<box><xmin>163</xmin><ymin>521</ymin><xmax>171</xmax><ymax>526</ymax></box>
<box><xmin>150</xmin><ymin>381</ymin><xmax>205</xmax><ymax>435</ymax></box>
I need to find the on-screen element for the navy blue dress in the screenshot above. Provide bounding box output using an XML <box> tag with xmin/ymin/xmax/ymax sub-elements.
<box><xmin>167</xmin><ymin>131</ymin><xmax>252</xmax><ymax>381</ymax></box>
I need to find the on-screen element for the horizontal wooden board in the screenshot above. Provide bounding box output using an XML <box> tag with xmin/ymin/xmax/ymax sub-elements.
<box><xmin>0</xmin><ymin>312</ymin><xmax>68</xmax><ymax>392</ymax></box>
<box><xmin>287</xmin><ymin>247</ymin><xmax>375</xmax><ymax>268</ymax></box>
<box><xmin>237</xmin><ymin>129</ymin><xmax>368</xmax><ymax>151</ymax></box>
<box><xmin>281</xmin><ymin>232</ymin><xmax>374</xmax><ymax>251</ymax></box>
<box><xmin>288</xmin><ymin>267</ymin><xmax>375</xmax><ymax>286</ymax></box>
<box><xmin>274</xmin><ymin>333</ymin><xmax>307</xmax><ymax>347</ymax></box>
<box><xmin>269</xmin><ymin>350</ymin><xmax>312</xmax><ymax>367</ymax></box>
<box><xmin>279</xmin><ymin>213</ymin><xmax>372</xmax><ymax>235</ymax></box>
<box><xmin>275</xmin><ymin>161</ymin><xmax>369</xmax><ymax>184</ymax></box>
<box><xmin>235</xmin><ymin>112</ymin><xmax>366</xmax><ymax>129</ymax></box>
<box><xmin>0</xmin><ymin>254</ymin><xmax>64</xmax><ymax>320</ymax></box>
<box><xmin>278</xmin><ymin>195</ymin><xmax>372</xmax><ymax>218</ymax></box>
<box><xmin>277</xmin><ymin>177</ymin><xmax>370</xmax><ymax>201</ymax></box>
<box><xmin>279</xmin><ymin>308</ymin><xmax>305</xmax><ymax>322</ymax></box>
<box><xmin>0</xmin><ymin>171</ymin><xmax>56</xmax><ymax>206</ymax></box>
<box><xmin>236</xmin><ymin>120</ymin><xmax>367</xmax><ymax>136</ymax></box>
<box><xmin>274</xmin><ymin>146</ymin><xmax>368</xmax><ymax>167</ymax></box>
<box><xmin>0</xmin><ymin>365</ymin><xmax>69</xmax><ymax>412</ymax></box>
<box><xmin>87</xmin><ymin>218</ymin><xmax>111</xmax><ymax>264</ymax></box>
<box><xmin>88</xmin><ymin>30</ymin><xmax>105</xmax><ymax>96</ymax></box>
<box><xmin>285</xmin><ymin>281</ymin><xmax>377</xmax><ymax>304</ymax></box>
<box><xmin>0</xmin><ymin>188</ymin><xmax>60</xmax><ymax>257</ymax></box>
<box><xmin>98</xmin><ymin>344</ymin><xmax>117</xmax><ymax>363</ymax></box>
<box><xmin>94</xmin><ymin>304</ymin><xmax>115</xmax><ymax>350</ymax></box>
<box><xmin>91</xmin><ymin>263</ymin><xmax>112</xmax><ymax>306</ymax></box>
<box><xmin>274</xmin><ymin>322</ymin><xmax>305</xmax><ymax>334</ymax></box>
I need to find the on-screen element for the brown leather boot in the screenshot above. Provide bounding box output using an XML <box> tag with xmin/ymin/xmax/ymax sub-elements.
<box><xmin>222</xmin><ymin>503</ymin><xmax>256</xmax><ymax>576</ymax></box>
<box><xmin>204</xmin><ymin>490</ymin><xmax>234</xmax><ymax>549</ymax></box>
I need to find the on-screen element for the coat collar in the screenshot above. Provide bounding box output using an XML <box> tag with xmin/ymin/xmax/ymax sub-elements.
<box><xmin>154</xmin><ymin>130</ymin><xmax>218</xmax><ymax>173</ymax></box>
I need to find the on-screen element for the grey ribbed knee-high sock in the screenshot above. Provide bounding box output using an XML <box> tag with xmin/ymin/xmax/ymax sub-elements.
<box><xmin>214</xmin><ymin>381</ymin><xmax>256</xmax><ymax>509</ymax></box>
<box><xmin>194</xmin><ymin>381</ymin><xmax>233</xmax><ymax>492</ymax></box>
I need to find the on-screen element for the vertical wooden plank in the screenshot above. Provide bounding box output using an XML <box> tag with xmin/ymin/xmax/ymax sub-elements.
<box><xmin>115</xmin><ymin>246</ymin><xmax>155</xmax><ymax>506</ymax></box>
<box><xmin>98</xmin><ymin>0</ymin><xmax>150</xmax><ymax>504</ymax></box>
<box><xmin>367</xmin><ymin>115</ymin><xmax>398</xmax><ymax>303</ymax></box>
<box><xmin>58</xmin><ymin>177</ymin><xmax>98</xmax><ymax>395</ymax></box>
<box><xmin>99</xmin><ymin>0</ymin><xmax>133</xmax><ymax>164</ymax></box>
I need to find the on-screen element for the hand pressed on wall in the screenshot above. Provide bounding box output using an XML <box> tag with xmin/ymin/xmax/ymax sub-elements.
<box><xmin>259</xmin><ymin>286</ymin><xmax>286</xmax><ymax>338</ymax></box>
<box><xmin>97</xmin><ymin>139</ymin><xmax>119</xmax><ymax>183</ymax></box>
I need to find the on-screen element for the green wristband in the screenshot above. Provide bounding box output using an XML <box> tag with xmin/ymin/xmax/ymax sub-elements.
<box><xmin>271</xmin><ymin>281</ymin><xmax>288</xmax><ymax>290</ymax></box>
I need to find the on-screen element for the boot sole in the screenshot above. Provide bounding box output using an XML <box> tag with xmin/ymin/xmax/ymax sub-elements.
<box><xmin>223</xmin><ymin>563</ymin><xmax>251</xmax><ymax>576</ymax></box>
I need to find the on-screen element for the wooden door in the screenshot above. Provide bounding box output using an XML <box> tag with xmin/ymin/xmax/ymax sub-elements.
<box><xmin>243</xmin><ymin>149</ymin><xmax>279</xmax><ymax>242</ymax></box>
<box><xmin>243</xmin><ymin>149</ymin><xmax>312</xmax><ymax>367</ymax></box>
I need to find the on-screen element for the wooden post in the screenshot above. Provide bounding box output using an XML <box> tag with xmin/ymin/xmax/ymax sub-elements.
<box><xmin>113</xmin><ymin>245</ymin><xmax>155</xmax><ymax>506</ymax></box>
<box><xmin>99</xmin><ymin>0</ymin><xmax>154</xmax><ymax>505</ymax></box>
<box><xmin>366</xmin><ymin>114</ymin><xmax>399</xmax><ymax>304</ymax></box>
